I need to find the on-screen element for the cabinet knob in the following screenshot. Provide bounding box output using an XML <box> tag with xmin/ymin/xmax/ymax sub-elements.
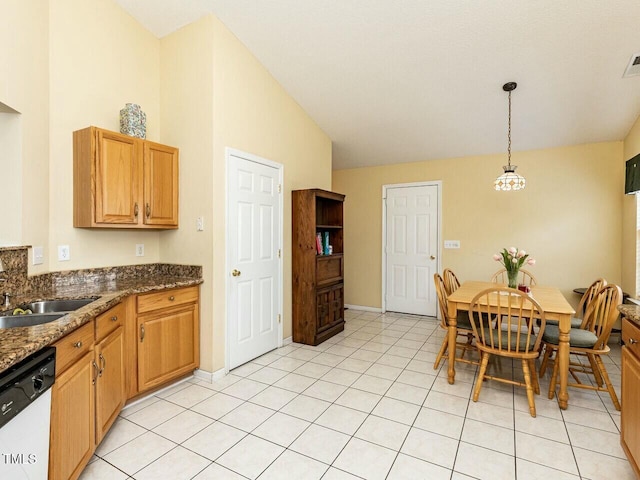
<box><xmin>111</xmin><ymin>315</ymin><xmax>118</xmax><ymax>322</ymax></box>
<box><xmin>140</xmin><ymin>324</ymin><xmax>145</xmax><ymax>342</ymax></box>
<box><xmin>232</xmin><ymin>269</ymin><xmax>241</xmax><ymax>277</ymax></box>
<box><xmin>134</xmin><ymin>202</ymin><xmax>139</xmax><ymax>218</ymax></box>
<box><xmin>146</xmin><ymin>203</ymin><xmax>151</xmax><ymax>218</ymax></box>
<box><xmin>169</xmin><ymin>296</ymin><xmax>175</xmax><ymax>301</ymax></box>
<box><xmin>73</xmin><ymin>341</ymin><xmax>83</xmax><ymax>348</ymax></box>
<box><xmin>629</xmin><ymin>338</ymin><xmax>638</xmax><ymax>344</ymax></box>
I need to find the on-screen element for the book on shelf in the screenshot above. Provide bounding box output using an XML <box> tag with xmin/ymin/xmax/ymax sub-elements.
<box><xmin>316</xmin><ymin>233</ymin><xmax>323</xmax><ymax>255</ymax></box>
<box><xmin>323</xmin><ymin>231</ymin><xmax>330</xmax><ymax>255</ymax></box>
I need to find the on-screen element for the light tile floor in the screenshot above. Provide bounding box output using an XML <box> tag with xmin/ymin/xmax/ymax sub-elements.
<box><xmin>79</xmin><ymin>309</ymin><xmax>636</xmax><ymax>480</ymax></box>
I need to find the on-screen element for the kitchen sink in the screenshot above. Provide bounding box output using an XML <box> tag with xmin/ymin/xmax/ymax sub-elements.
<box><xmin>15</xmin><ymin>298</ymin><xmax>97</xmax><ymax>314</ymax></box>
<box><xmin>0</xmin><ymin>313</ymin><xmax>65</xmax><ymax>328</ymax></box>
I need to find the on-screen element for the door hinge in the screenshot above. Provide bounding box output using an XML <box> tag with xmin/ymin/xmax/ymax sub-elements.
<box><xmin>278</xmin><ymin>314</ymin><xmax>281</xmax><ymax>324</ymax></box>
<box><xmin>278</xmin><ymin>184</ymin><xmax>282</xmax><ymax>193</ymax></box>
<box><xmin>278</xmin><ymin>248</ymin><xmax>281</xmax><ymax>258</ymax></box>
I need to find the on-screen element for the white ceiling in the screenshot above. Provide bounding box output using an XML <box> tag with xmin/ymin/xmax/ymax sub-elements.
<box><xmin>114</xmin><ymin>0</ymin><xmax>640</xmax><ymax>169</ymax></box>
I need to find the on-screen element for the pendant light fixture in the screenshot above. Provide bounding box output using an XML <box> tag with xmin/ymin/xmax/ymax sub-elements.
<box><xmin>494</xmin><ymin>82</ymin><xmax>526</xmax><ymax>191</ymax></box>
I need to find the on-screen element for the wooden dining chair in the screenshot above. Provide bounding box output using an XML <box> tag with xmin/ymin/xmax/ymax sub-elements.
<box><xmin>433</xmin><ymin>273</ymin><xmax>478</xmax><ymax>370</ymax></box>
<box><xmin>468</xmin><ymin>286</ymin><xmax>546</xmax><ymax>417</ymax></box>
<box><xmin>546</xmin><ymin>277</ymin><xmax>607</xmax><ymax>329</ymax></box>
<box><xmin>491</xmin><ymin>268</ymin><xmax>537</xmax><ymax>287</ymax></box>
<box><xmin>539</xmin><ymin>284</ymin><xmax>622</xmax><ymax>410</ymax></box>
<box><xmin>442</xmin><ymin>268</ymin><xmax>461</xmax><ymax>295</ymax></box>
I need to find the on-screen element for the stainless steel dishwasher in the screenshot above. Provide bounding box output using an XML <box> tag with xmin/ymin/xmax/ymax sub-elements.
<box><xmin>0</xmin><ymin>347</ymin><xmax>55</xmax><ymax>479</ymax></box>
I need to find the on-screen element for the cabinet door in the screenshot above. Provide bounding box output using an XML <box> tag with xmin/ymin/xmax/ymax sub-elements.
<box><xmin>316</xmin><ymin>284</ymin><xmax>344</xmax><ymax>334</ymax></box>
<box><xmin>49</xmin><ymin>351</ymin><xmax>96</xmax><ymax>480</ymax></box>
<box><xmin>95</xmin><ymin>129</ymin><xmax>140</xmax><ymax>225</ymax></box>
<box><xmin>95</xmin><ymin>327</ymin><xmax>126</xmax><ymax>445</ymax></box>
<box><xmin>143</xmin><ymin>141</ymin><xmax>179</xmax><ymax>226</ymax></box>
<box><xmin>622</xmin><ymin>346</ymin><xmax>640</xmax><ymax>472</ymax></box>
<box><xmin>137</xmin><ymin>304</ymin><xmax>198</xmax><ymax>391</ymax></box>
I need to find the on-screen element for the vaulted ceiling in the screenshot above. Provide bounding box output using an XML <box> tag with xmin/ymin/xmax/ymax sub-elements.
<box><xmin>114</xmin><ymin>0</ymin><xmax>640</xmax><ymax>169</ymax></box>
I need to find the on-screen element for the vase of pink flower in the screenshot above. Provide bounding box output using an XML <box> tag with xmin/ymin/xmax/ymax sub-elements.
<box><xmin>493</xmin><ymin>247</ymin><xmax>536</xmax><ymax>288</ymax></box>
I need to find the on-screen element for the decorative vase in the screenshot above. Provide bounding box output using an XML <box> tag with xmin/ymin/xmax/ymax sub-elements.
<box><xmin>119</xmin><ymin>103</ymin><xmax>146</xmax><ymax>138</ymax></box>
<box><xmin>507</xmin><ymin>269</ymin><xmax>519</xmax><ymax>289</ymax></box>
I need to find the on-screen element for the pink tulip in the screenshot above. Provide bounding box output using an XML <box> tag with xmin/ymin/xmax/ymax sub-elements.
<box><xmin>493</xmin><ymin>254</ymin><xmax>501</xmax><ymax>261</ymax></box>
<box><xmin>527</xmin><ymin>258</ymin><xmax>536</xmax><ymax>265</ymax></box>
<box><xmin>508</xmin><ymin>247</ymin><xmax>517</xmax><ymax>255</ymax></box>
<box><xmin>517</xmin><ymin>249</ymin><xmax>526</xmax><ymax>258</ymax></box>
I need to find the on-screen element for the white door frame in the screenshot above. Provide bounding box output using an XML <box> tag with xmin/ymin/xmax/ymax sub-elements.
<box><xmin>381</xmin><ymin>181</ymin><xmax>442</xmax><ymax>314</ymax></box>
<box><xmin>225</xmin><ymin>147</ymin><xmax>284</xmax><ymax>373</ymax></box>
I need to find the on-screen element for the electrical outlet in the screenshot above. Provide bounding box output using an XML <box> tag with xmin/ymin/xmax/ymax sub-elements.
<box><xmin>196</xmin><ymin>216</ymin><xmax>204</xmax><ymax>231</ymax></box>
<box><xmin>33</xmin><ymin>246</ymin><xmax>44</xmax><ymax>265</ymax></box>
<box><xmin>58</xmin><ymin>245</ymin><xmax>70</xmax><ymax>261</ymax></box>
<box><xmin>444</xmin><ymin>240</ymin><xmax>461</xmax><ymax>249</ymax></box>
<box><xmin>135</xmin><ymin>244</ymin><xmax>144</xmax><ymax>257</ymax></box>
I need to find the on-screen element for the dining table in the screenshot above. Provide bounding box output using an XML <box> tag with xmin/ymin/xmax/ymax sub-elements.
<box><xmin>446</xmin><ymin>280</ymin><xmax>576</xmax><ymax>409</ymax></box>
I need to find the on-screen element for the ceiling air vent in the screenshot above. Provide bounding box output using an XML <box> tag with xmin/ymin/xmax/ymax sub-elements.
<box><xmin>623</xmin><ymin>52</ymin><xmax>640</xmax><ymax>77</ymax></box>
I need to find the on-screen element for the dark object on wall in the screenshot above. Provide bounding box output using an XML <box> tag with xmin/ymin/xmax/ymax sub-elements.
<box><xmin>625</xmin><ymin>153</ymin><xmax>640</xmax><ymax>194</ymax></box>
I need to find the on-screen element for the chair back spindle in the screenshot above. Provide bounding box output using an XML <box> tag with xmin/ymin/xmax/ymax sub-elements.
<box><xmin>442</xmin><ymin>268</ymin><xmax>461</xmax><ymax>295</ymax></box>
<box><xmin>582</xmin><ymin>284</ymin><xmax>622</xmax><ymax>350</ymax></box>
<box><xmin>469</xmin><ymin>287</ymin><xmax>544</xmax><ymax>356</ymax></box>
<box><xmin>577</xmin><ymin>278</ymin><xmax>607</xmax><ymax>322</ymax></box>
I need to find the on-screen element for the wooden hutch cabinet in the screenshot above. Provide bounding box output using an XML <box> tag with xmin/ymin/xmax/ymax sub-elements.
<box><xmin>292</xmin><ymin>189</ymin><xmax>345</xmax><ymax>345</ymax></box>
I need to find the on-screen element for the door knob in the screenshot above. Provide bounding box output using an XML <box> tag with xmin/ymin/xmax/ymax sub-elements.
<box><xmin>232</xmin><ymin>269</ymin><xmax>241</xmax><ymax>277</ymax></box>
<box><xmin>430</xmin><ymin>255</ymin><xmax>436</xmax><ymax>260</ymax></box>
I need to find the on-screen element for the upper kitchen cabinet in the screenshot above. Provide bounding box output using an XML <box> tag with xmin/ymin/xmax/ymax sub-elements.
<box><xmin>73</xmin><ymin>126</ymin><xmax>179</xmax><ymax>229</ymax></box>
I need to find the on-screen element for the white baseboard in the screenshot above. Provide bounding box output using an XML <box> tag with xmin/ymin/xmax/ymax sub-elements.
<box><xmin>194</xmin><ymin>367</ymin><xmax>226</xmax><ymax>382</ymax></box>
<box><xmin>345</xmin><ymin>304</ymin><xmax>383</xmax><ymax>313</ymax></box>
<box><xmin>283</xmin><ymin>336</ymin><xmax>292</xmax><ymax>346</ymax></box>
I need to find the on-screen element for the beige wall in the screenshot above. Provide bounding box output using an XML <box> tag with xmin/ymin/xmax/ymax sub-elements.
<box><xmin>622</xmin><ymin>115</ymin><xmax>640</xmax><ymax>297</ymax></box>
<box><xmin>0</xmin><ymin>0</ymin><xmax>49</xmax><ymax>270</ymax></box>
<box><xmin>47</xmin><ymin>0</ymin><xmax>163</xmax><ymax>270</ymax></box>
<box><xmin>3</xmin><ymin>0</ymin><xmax>165</xmax><ymax>268</ymax></box>
<box><xmin>159</xmin><ymin>17</ymin><xmax>216</xmax><ymax>372</ymax></box>
<box><xmin>333</xmin><ymin>142</ymin><xmax>623</xmax><ymax>310</ymax></box>
<box><xmin>158</xmin><ymin>15</ymin><xmax>332</xmax><ymax>372</ymax></box>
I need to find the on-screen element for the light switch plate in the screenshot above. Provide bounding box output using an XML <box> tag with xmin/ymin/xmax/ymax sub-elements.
<box><xmin>444</xmin><ymin>240</ymin><xmax>460</xmax><ymax>249</ymax></box>
<box><xmin>33</xmin><ymin>246</ymin><xmax>44</xmax><ymax>265</ymax></box>
<box><xmin>58</xmin><ymin>245</ymin><xmax>70</xmax><ymax>261</ymax></box>
<box><xmin>135</xmin><ymin>244</ymin><xmax>144</xmax><ymax>257</ymax></box>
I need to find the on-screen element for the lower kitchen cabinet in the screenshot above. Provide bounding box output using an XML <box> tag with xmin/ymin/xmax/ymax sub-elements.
<box><xmin>49</xmin><ymin>303</ymin><xmax>127</xmax><ymax>480</ymax></box>
<box><xmin>137</xmin><ymin>287</ymin><xmax>200</xmax><ymax>392</ymax></box>
<box><xmin>49</xmin><ymin>350</ymin><xmax>95</xmax><ymax>480</ymax></box>
<box><xmin>48</xmin><ymin>287</ymin><xmax>200</xmax><ymax>478</ymax></box>
<box><xmin>95</xmin><ymin>326</ymin><xmax>125</xmax><ymax>444</ymax></box>
<box><xmin>621</xmin><ymin>317</ymin><xmax>640</xmax><ymax>477</ymax></box>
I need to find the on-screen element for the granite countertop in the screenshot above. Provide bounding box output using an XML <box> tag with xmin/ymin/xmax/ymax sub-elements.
<box><xmin>0</xmin><ymin>272</ymin><xmax>203</xmax><ymax>373</ymax></box>
<box><xmin>618</xmin><ymin>304</ymin><xmax>640</xmax><ymax>328</ymax></box>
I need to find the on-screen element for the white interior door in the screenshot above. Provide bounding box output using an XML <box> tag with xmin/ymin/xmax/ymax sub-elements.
<box><xmin>227</xmin><ymin>151</ymin><xmax>282</xmax><ymax>369</ymax></box>
<box><xmin>384</xmin><ymin>184</ymin><xmax>439</xmax><ymax>316</ymax></box>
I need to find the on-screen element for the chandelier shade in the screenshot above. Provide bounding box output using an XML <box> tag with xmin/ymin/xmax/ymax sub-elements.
<box><xmin>494</xmin><ymin>166</ymin><xmax>526</xmax><ymax>191</ymax></box>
